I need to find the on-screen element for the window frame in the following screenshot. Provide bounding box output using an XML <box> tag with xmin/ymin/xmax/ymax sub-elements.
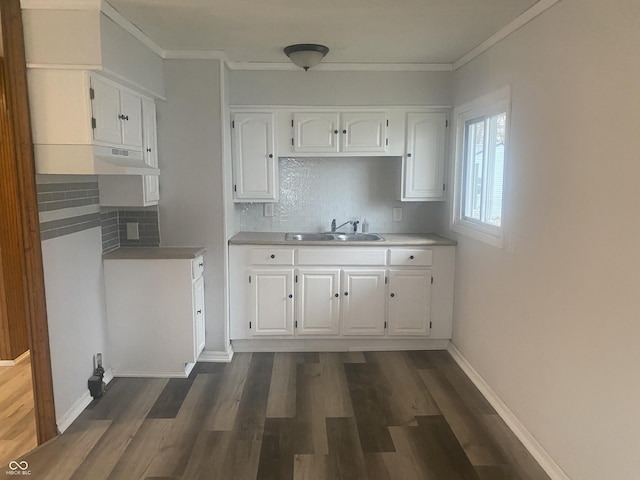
<box><xmin>451</xmin><ymin>86</ymin><xmax>511</xmax><ymax>248</ymax></box>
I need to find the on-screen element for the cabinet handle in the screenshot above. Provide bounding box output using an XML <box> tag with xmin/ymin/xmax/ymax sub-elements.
<box><xmin>288</xmin><ymin>294</ymin><xmax>293</xmax><ymax>298</ymax></box>
<box><xmin>118</xmin><ymin>114</ymin><xmax>129</xmax><ymax>121</ymax></box>
<box><xmin>390</xmin><ymin>293</ymin><xmax>395</xmax><ymax>297</ymax></box>
<box><xmin>407</xmin><ymin>153</ymin><xmax>412</xmax><ymax>157</ymax></box>
<box><xmin>197</xmin><ymin>309</ymin><xmax>202</xmax><ymax>314</ymax></box>
<box><xmin>270</xmin><ymin>254</ymin><xmax>275</xmax><ymax>259</ymax></box>
<box><xmin>334</xmin><ymin>130</ymin><xmax>339</xmax><ymax>134</ymax></box>
<box><xmin>147</xmin><ymin>148</ymin><xmax>152</xmax><ymax>153</ymax></box>
<box><xmin>409</xmin><ymin>255</ymin><xmax>415</xmax><ymax>260</ymax></box>
<box><xmin>342</xmin><ymin>129</ymin><xmax>347</xmax><ymax>134</ymax></box>
<box><xmin>344</xmin><ymin>292</ymin><xmax>348</xmax><ymax>296</ymax></box>
<box><xmin>335</xmin><ymin>293</ymin><xmax>339</xmax><ymax>297</ymax></box>
<box><xmin>269</xmin><ymin>154</ymin><xmax>273</xmax><ymax>158</ymax></box>
<box><xmin>199</xmin><ymin>262</ymin><xmax>204</xmax><ymax>267</ymax></box>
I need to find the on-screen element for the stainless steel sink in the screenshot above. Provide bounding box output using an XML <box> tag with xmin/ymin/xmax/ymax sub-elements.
<box><xmin>285</xmin><ymin>232</ymin><xmax>384</xmax><ymax>242</ymax></box>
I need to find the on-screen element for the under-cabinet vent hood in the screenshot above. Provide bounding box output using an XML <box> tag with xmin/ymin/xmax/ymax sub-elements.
<box><xmin>34</xmin><ymin>144</ymin><xmax>160</xmax><ymax>176</ymax></box>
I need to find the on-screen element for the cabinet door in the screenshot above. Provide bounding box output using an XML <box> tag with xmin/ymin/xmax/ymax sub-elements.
<box><xmin>120</xmin><ymin>90</ymin><xmax>143</xmax><ymax>148</ymax></box>
<box><xmin>340</xmin><ymin>269</ymin><xmax>386</xmax><ymax>336</ymax></box>
<box><xmin>232</xmin><ymin>113</ymin><xmax>277</xmax><ymax>202</ymax></box>
<box><xmin>402</xmin><ymin>112</ymin><xmax>446</xmax><ymax>201</ymax></box>
<box><xmin>91</xmin><ymin>76</ymin><xmax>122</xmax><ymax>145</ymax></box>
<box><xmin>142</xmin><ymin>98</ymin><xmax>160</xmax><ymax>204</ymax></box>
<box><xmin>250</xmin><ymin>269</ymin><xmax>294</xmax><ymax>335</ymax></box>
<box><xmin>387</xmin><ymin>269</ymin><xmax>432</xmax><ymax>336</ymax></box>
<box><xmin>193</xmin><ymin>276</ymin><xmax>206</xmax><ymax>358</ymax></box>
<box><xmin>340</xmin><ymin>112</ymin><xmax>387</xmax><ymax>153</ymax></box>
<box><xmin>293</xmin><ymin>112</ymin><xmax>339</xmax><ymax>153</ymax></box>
<box><xmin>296</xmin><ymin>269</ymin><xmax>340</xmax><ymax>335</ymax></box>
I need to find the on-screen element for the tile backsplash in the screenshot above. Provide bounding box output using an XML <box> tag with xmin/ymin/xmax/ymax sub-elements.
<box><xmin>238</xmin><ymin>157</ymin><xmax>444</xmax><ymax>233</ymax></box>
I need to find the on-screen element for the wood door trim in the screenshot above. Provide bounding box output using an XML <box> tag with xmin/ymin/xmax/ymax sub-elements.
<box><xmin>1</xmin><ymin>0</ymin><xmax>58</xmax><ymax>443</ymax></box>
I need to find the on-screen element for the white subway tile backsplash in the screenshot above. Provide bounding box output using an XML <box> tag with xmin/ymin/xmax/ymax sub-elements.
<box><xmin>238</xmin><ymin>157</ymin><xmax>444</xmax><ymax>233</ymax></box>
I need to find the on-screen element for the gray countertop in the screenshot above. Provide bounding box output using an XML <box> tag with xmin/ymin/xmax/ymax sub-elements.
<box><xmin>103</xmin><ymin>247</ymin><xmax>206</xmax><ymax>260</ymax></box>
<box><xmin>228</xmin><ymin>232</ymin><xmax>456</xmax><ymax>247</ymax></box>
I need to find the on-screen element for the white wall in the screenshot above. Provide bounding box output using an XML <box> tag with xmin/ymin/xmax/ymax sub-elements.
<box><xmin>157</xmin><ymin>59</ymin><xmax>228</xmax><ymax>354</ymax></box>
<box><xmin>41</xmin><ymin>227</ymin><xmax>109</xmax><ymax>428</ymax></box>
<box><xmin>229</xmin><ymin>70</ymin><xmax>452</xmax><ymax>106</ymax></box>
<box><xmin>446</xmin><ymin>1</ymin><xmax>640</xmax><ymax>479</ymax></box>
<box><xmin>100</xmin><ymin>14</ymin><xmax>165</xmax><ymax>99</ymax></box>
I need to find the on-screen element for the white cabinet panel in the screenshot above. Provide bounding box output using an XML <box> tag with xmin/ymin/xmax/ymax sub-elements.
<box><xmin>142</xmin><ymin>98</ymin><xmax>160</xmax><ymax>204</ymax></box>
<box><xmin>340</xmin><ymin>112</ymin><xmax>387</xmax><ymax>153</ymax></box>
<box><xmin>340</xmin><ymin>269</ymin><xmax>386</xmax><ymax>336</ymax></box>
<box><xmin>387</xmin><ymin>268</ymin><xmax>432</xmax><ymax>336</ymax></box>
<box><xmin>193</xmin><ymin>276</ymin><xmax>206</xmax><ymax>357</ymax></box>
<box><xmin>296</xmin><ymin>269</ymin><xmax>341</xmax><ymax>335</ymax></box>
<box><xmin>232</xmin><ymin>112</ymin><xmax>277</xmax><ymax>202</ymax></box>
<box><xmin>91</xmin><ymin>76</ymin><xmax>122</xmax><ymax>145</ymax></box>
<box><xmin>250</xmin><ymin>269</ymin><xmax>294</xmax><ymax>335</ymax></box>
<box><xmin>119</xmin><ymin>90</ymin><xmax>143</xmax><ymax>148</ymax></box>
<box><xmin>293</xmin><ymin>112</ymin><xmax>339</xmax><ymax>153</ymax></box>
<box><xmin>402</xmin><ymin>112</ymin><xmax>446</xmax><ymax>201</ymax></box>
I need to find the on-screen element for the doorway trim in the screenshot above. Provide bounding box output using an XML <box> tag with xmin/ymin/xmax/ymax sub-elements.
<box><xmin>1</xmin><ymin>0</ymin><xmax>57</xmax><ymax>443</ymax></box>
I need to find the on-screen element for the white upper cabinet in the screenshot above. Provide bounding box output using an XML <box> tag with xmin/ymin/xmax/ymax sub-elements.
<box><xmin>292</xmin><ymin>111</ymin><xmax>388</xmax><ymax>155</ymax></box>
<box><xmin>293</xmin><ymin>112</ymin><xmax>340</xmax><ymax>153</ymax></box>
<box><xmin>98</xmin><ymin>97</ymin><xmax>160</xmax><ymax>207</ymax></box>
<box><xmin>90</xmin><ymin>75</ymin><xmax>143</xmax><ymax>149</ymax></box>
<box><xmin>402</xmin><ymin>112</ymin><xmax>447</xmax><ymax>201</ymax></box>
<box><xmin>232</xmin><ymin>112</ymin><xmax>278</xmax><ymax>202</ymax></box>
<box><xmin>340</xmin><ymin>112</ymin><xmax>388</xmax><ymax>153</ymax></box>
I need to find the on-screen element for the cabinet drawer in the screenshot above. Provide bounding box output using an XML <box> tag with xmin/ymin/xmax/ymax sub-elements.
<box><xmin>297</xmin><ymin>248</ymin><xmax>386</xmax><ymax>266</ymax></box>
<box><xmin>192</xmin><ymin>255</ymin><xmax>205</xmax><ymax>279</ymax></box>
<box><xmin>388</xmin><ymin>248</ymin><xmax>432</xmax><ymax>266</ymax></box>
<box><xmin>250</xmin><ymin>248</ymin><xmax>295</xmax><ymax>265</ymax></box>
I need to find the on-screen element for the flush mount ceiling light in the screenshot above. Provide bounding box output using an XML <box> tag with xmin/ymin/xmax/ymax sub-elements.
<box><xmin>283</xmin><ymin>44</ymin><xmax>329</xmax><ymax>71</ymax></box>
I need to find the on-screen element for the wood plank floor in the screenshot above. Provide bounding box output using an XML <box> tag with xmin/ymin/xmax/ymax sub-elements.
<box><xmin>5</xmin><ymin>351</ymin><xmax>551</xmax><ymax>479</ymax></box>
<box><xmin>0</xmin><ymin>351</ymin><xmax>37</xmax><ymax>468</ymax></box>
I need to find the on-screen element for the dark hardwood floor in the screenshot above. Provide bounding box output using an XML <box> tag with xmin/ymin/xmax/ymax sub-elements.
<box><xmin>6</xmin><ymin>351</ymin><xmax>550</xmax><ymax>479</ymax></box>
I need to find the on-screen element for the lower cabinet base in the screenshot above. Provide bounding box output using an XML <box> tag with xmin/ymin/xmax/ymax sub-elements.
<box><xmin>230</xmin><ymin>338</ymin><xmax>450</xmax><ymax>353</ymax></box>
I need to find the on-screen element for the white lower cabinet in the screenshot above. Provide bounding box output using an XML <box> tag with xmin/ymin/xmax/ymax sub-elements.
<box><xmin>340</xmin><ymin>269</ymin><xmax>386</xmax><ymax>336</ymax></box>
<box><xmin>104</xmin><ymin>251</ymin><xmax>206</xmax><ymax>377</ymax></box>
<box><xmin>230</xmin><ymin>244</ymin><xmax>455</xmax><ymax>345</ymax></box>
<box><xmin>387</xmin><ymin>268</ymin><xmax>432</xmax><ymax>336</ymax></box>
<box><xmin>250</xmin><ymin>269</ymin><xmax>294</xmax><ymax>335</ymax></box>
<box><xmin>296</xmin><ymin>269</ymin><xmax>341</xmax><ymax>335</ymax></box>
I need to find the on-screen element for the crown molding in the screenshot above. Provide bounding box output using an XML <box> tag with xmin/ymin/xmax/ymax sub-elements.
<box><xmin>453</xmin><ymin>0</ymin><xmax>562</xmax><ymax>70</ymax></box>
<box><xmin>100</xmin><ymin>0</ymin><xmax>165</xmax><ymax>58</ymax></box>
<box><xmin>225</xmin><ymin>61</ymin><xmax>454</xmax><ymax>72</ymax></box>
<box><xmin>164</xmin><ymin>50</ymin><xmax>227</xmax><ymax>60</ymax></box>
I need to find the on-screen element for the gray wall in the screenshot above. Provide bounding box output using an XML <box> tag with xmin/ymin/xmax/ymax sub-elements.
<box><xmin>157</xmin><ymin>59</ymin><xmax>227</xmax><ymax>353</ymax></box>
<box><xmin>445</xmin><ymin>1</ymin><xmax>640</xmax><ymax>479</ymax></box>
<box><xmin>228</xmin><ymin>70</ymin><xmax>452</xmax><ymax>106</ymax></box>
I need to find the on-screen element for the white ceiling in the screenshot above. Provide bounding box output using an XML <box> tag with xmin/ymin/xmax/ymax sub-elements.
<box><xmin>105</xmin><ymin>0</ymin><xmax>544</xmax><ymax>66</ymax></box>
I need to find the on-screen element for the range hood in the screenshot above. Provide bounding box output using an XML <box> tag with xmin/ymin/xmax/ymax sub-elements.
<box><xmin>34</xmin><ymin>144</ymin><xmax>160</xmax><ymax>176</ymax></box>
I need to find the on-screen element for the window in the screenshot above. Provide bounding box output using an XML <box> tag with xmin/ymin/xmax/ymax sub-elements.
<box><xmin>452</xmin><ymin>86</ymin><xmax>510</xmax><ymax>247</ymax></box>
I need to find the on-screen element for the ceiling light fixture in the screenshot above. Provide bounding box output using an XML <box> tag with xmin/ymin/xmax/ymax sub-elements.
<box><xmin>283</xmin><ymin>44</ymin><xmax>329</xmax><ymax>71</ymax></box>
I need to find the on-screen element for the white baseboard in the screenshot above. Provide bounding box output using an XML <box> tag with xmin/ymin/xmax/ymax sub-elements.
<box><xmin>56</xmin><ymin>391</ymin><xmax>92</xmax><ymax>434</ymax></box>
<box><xmin>56</xmin><ymin>368</ymin><xmax>114</xmax><ymax>434</ymax></box>
<box><xmin>230</xmin><ymin>338</ymin><xmax>450</xmax><ymax>353</ymax></box>
<box><xmin>198</xmin><ymin>344</ymin><xmax>235</xmax><ymax>362</ymax></box>
<box><xmin>446</xmin><ymin>343</ymin><xmax>571</xmax><ymax>480</ymax></box>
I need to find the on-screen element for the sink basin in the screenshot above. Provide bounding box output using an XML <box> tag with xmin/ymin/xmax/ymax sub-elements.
<box><xmin>285</xmin><ymin>233</ymin><xmax>337</xmax><ymax>241</ymax></box>
<box><xmin>332</xmin><ymin>233</ymin><xmax>384</xmax><ymax>242</ymax></box>
<box><xmin>285</xmin><ymin>232</ymin><xmax>384</xmax><ymax>242</ymax></box>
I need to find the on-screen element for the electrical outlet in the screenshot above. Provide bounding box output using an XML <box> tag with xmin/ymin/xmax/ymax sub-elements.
<box><xmin>126</xmin><ymin>222</ymin><xmax>139</xmax><ymax>240</ymax></box>
<box><xmin>264</xmin><ymin>203</ymin><xmax>274</xmax><ymax>217</ymax></box>
<box><xmin>393</xmin><ymin>207</ymin><xmax>403</xmax><ymax>222</ymax></box>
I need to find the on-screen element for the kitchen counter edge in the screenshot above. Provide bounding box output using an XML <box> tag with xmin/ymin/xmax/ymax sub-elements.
<box><xmin>228</xmin><ymin>232</ymin><xmax>456</xmax><ymax>247</ymax></box>
<box><xmin>103</xmin><ymin>247</ymin><xmax>206</xmax><ymax>260</ymax></box>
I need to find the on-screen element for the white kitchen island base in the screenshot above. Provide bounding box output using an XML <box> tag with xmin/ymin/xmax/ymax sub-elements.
<box><xmin>103</xmin><ymin>247</ymin><xmax>206</xmax><ymax>378</ymax></box>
